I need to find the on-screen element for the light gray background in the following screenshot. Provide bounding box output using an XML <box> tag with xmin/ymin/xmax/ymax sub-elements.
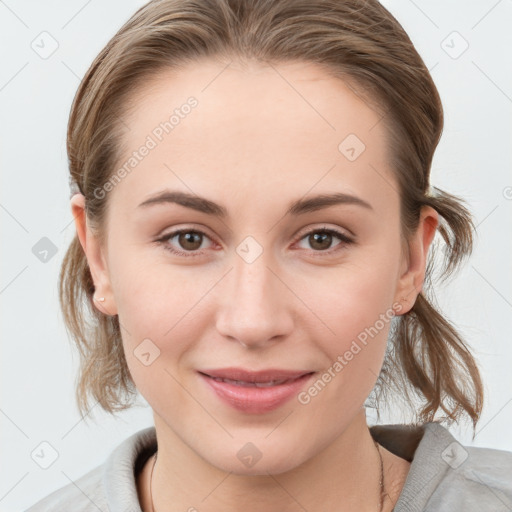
<box><xmin>1</xmin><ymin>1</ymin><xmax>511</xmax><ymax>510</ymax></box>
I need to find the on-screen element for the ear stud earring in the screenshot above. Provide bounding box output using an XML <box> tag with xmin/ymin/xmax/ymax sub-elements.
<box><xmin>94</xmin><ymin>295</ymin><xmax>106</xmax><ymax>302</ymax></box>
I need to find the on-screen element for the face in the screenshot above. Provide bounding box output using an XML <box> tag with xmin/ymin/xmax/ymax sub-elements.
<box><xmin>76</xmin><ymin>58</ymin><xmax>436</xmax><ymax>475</ymax></box>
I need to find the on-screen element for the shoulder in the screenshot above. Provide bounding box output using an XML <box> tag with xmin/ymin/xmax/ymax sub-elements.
<box><xmin>392</xmin><ymin>421</ymin><xmax>512</xmax><ymax>512</ymax></box>
<box><xmin>24</xmin><ymin>464</ymin><xmax>107</xmax><ymax>512</ymax></box>
<box><xmin>426</xmin><ymin>442</ymin><xmax>512</xmax><ymax>511</ymax></box>
<box><xmin>24</xmin><ymin>426</ymin><xmax>157</xmax><ymax>512</ymax></box>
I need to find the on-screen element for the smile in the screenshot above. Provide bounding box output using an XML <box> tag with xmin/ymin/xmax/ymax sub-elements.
<box><xmin>198</xmin><ymin>368</ymin><xmax>316</xmax><ymax>414</ymax></box>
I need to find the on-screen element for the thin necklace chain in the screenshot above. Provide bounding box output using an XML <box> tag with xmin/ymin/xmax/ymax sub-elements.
<box><xmin>148</xmin><ymin>440</ymin><xmax>385</xmax><ymax>512</ymax></box>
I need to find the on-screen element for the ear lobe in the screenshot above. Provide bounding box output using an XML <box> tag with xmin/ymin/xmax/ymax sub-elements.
<box><xmin>394</xmin><ymin>206</ymin><xmax>439</xmax><ymax>314</ymax></box>
<box><xmin>70</xmin><ymin>194</ymin><xmax>117</xmax><ymax>316</ymax></box>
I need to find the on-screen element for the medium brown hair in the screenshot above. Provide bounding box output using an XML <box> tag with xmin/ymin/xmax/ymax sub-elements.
<box><xmin>60</xmin><ymin>0</ymin><xmax>484</xmax><ymax>434</ymax></box>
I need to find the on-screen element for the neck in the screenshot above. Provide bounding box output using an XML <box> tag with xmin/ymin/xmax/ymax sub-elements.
<box><xmin>143</xmin><ymin>409</ymin><xmax>394</xmax><ymax>512</ymax></box>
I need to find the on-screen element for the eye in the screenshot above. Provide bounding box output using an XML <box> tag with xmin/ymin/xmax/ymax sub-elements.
<box><xmin>156</xmin><ymin>228</ymin><xmax>214</xmax><ymax>257</ymax></box>
<box><xmin>155</xmin><ymin>225</ymin><xmax>354</xmax><ymax>258</ymax></box>
<box><xmin>295</xmin><ymin>227</ymin><xmax>354</xmax><ymax>254</ymax></box>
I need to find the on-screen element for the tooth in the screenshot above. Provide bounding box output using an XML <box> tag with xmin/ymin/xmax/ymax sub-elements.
<box><xmin>210</xmin><ymin>376</ymin><xmax>294</xmax><ymax>386</ymax></box>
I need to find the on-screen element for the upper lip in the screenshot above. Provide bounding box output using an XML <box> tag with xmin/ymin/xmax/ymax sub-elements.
<box><xmin>198</xmin><ymin>368</ymin><xmax>314</xmax><ymax>383</ymax></box>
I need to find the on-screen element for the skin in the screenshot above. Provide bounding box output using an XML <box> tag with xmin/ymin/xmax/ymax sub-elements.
<box><xmin>72</xmin><ymin>58</ymin><xmax>438</xmax><ymax>512</ymax></box>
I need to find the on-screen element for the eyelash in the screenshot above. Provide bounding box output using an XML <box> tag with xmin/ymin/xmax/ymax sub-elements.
<box><xmin>155</xmin><ymin>226</ymin><xmax>354</xmax><ymax>258</ymax></box>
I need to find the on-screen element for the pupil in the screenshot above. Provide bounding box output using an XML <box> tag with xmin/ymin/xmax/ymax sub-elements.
<box><xmin>180</xmin><ymin>232</ymin><xmax>201</xmax><ymax>250</ymax></box>
<box><xmin>311</xmin><ymin>232</ymin><xmax>331</xmax><ymax>250</ymax></box>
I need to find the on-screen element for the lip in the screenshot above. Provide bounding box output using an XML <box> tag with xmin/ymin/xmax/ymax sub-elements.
<box><xmin>198</xmin><ymin>367</ymin><xmax>316</xmax><ymax>414</ymax></box>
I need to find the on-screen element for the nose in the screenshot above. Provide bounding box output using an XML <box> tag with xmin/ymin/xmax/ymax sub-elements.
<box><xmin>215</xmin><ymin>248</ymin><xmax>294</xmax><ymax>349</ymax></box>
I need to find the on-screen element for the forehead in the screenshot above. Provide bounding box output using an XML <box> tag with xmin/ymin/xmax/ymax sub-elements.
<box><xmin>122</xmin><ymin>58</ymin><xmax>387</xmax><ymax>146</ymax></box>
<box><xmin>111</xmin><ymin>58</ymin><xmax>395</xmax><ymax>214</ymax></box>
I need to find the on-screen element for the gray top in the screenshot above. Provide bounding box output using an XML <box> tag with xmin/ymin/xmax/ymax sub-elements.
<box><xmin>25</xmin><ymin>421</ymin><xmax>512</xmax><ymax>511</ymax></box>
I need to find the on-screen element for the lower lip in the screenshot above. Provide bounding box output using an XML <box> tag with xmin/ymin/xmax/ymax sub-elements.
<box><xmin>199</xmin><ymin>372</ymin><xmax>315</xmax><ymax>414</ymax></box>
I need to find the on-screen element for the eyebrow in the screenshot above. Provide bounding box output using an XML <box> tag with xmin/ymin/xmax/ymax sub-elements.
<box><xmin>137</xmin><ymin>190</ymin><xmax>373</xmax><ymax>217</ymax></box>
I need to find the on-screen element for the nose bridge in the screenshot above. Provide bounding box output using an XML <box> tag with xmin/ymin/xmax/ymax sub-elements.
<box><xmin>215</xmin><ymin>241</ymin><xmax>293</xmax><ymax>347</ymax></box>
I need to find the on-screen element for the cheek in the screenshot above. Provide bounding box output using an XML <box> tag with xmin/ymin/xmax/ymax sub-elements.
<box><xmin>115</xmin><ymin>270</ymin><xmax>197</xmax><ymax>407</ymax></box>
<box><xmin>302</xmin><ymin>240</ymin><xmax>402</xmax><ymax>375</ymax></box>
<box><xmin>109</xmin><ymin>241</ymin><xmax>195</xmax><ymax>331</ymax></box>
<box><xmin>108</xmin><ymin>247</ymin><xmax>216</xmax><ymax>382</ymax></box>
<box><xmin>295</xmin><ymin>262</ymin><xmax>399</xmax><ymax>421</ymax></box>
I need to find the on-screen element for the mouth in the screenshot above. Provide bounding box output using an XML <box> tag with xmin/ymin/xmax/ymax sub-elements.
<box><xmin>205</xmin><ymin>376</ymin><xmax>301</xmax><ymax>387</ymax></box>
<box><xmin>197</xmin><ymin>368</ymin><xmax>316</xmax><ymax>413</ymax></box>
<box><xmin>198</xmin><ymin>367</ymin><xmax>314</xmax><ymax>384</ymax></box>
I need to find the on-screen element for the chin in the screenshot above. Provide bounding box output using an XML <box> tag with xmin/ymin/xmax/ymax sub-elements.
<box><xmin>206</xmin><ymin>444</ymin><xmax>307</xmax><ymax>477</ymax></box>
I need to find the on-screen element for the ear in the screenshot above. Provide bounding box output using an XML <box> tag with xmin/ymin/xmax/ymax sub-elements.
<box><xmin>71</xmin><ymin>194</ymin><xmax>118</xmax><ymax>316</ymax></box>
<box><xmin>394</xmin><ymin>205</ymin><xmax>439</xmax><ymax>314</ymax></box>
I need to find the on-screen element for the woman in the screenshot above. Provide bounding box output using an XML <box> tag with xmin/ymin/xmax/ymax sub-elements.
<box><xmin>26</xmin><ymin>0</ymin><xmax>512</xmax><ymax>511</ymax></box>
